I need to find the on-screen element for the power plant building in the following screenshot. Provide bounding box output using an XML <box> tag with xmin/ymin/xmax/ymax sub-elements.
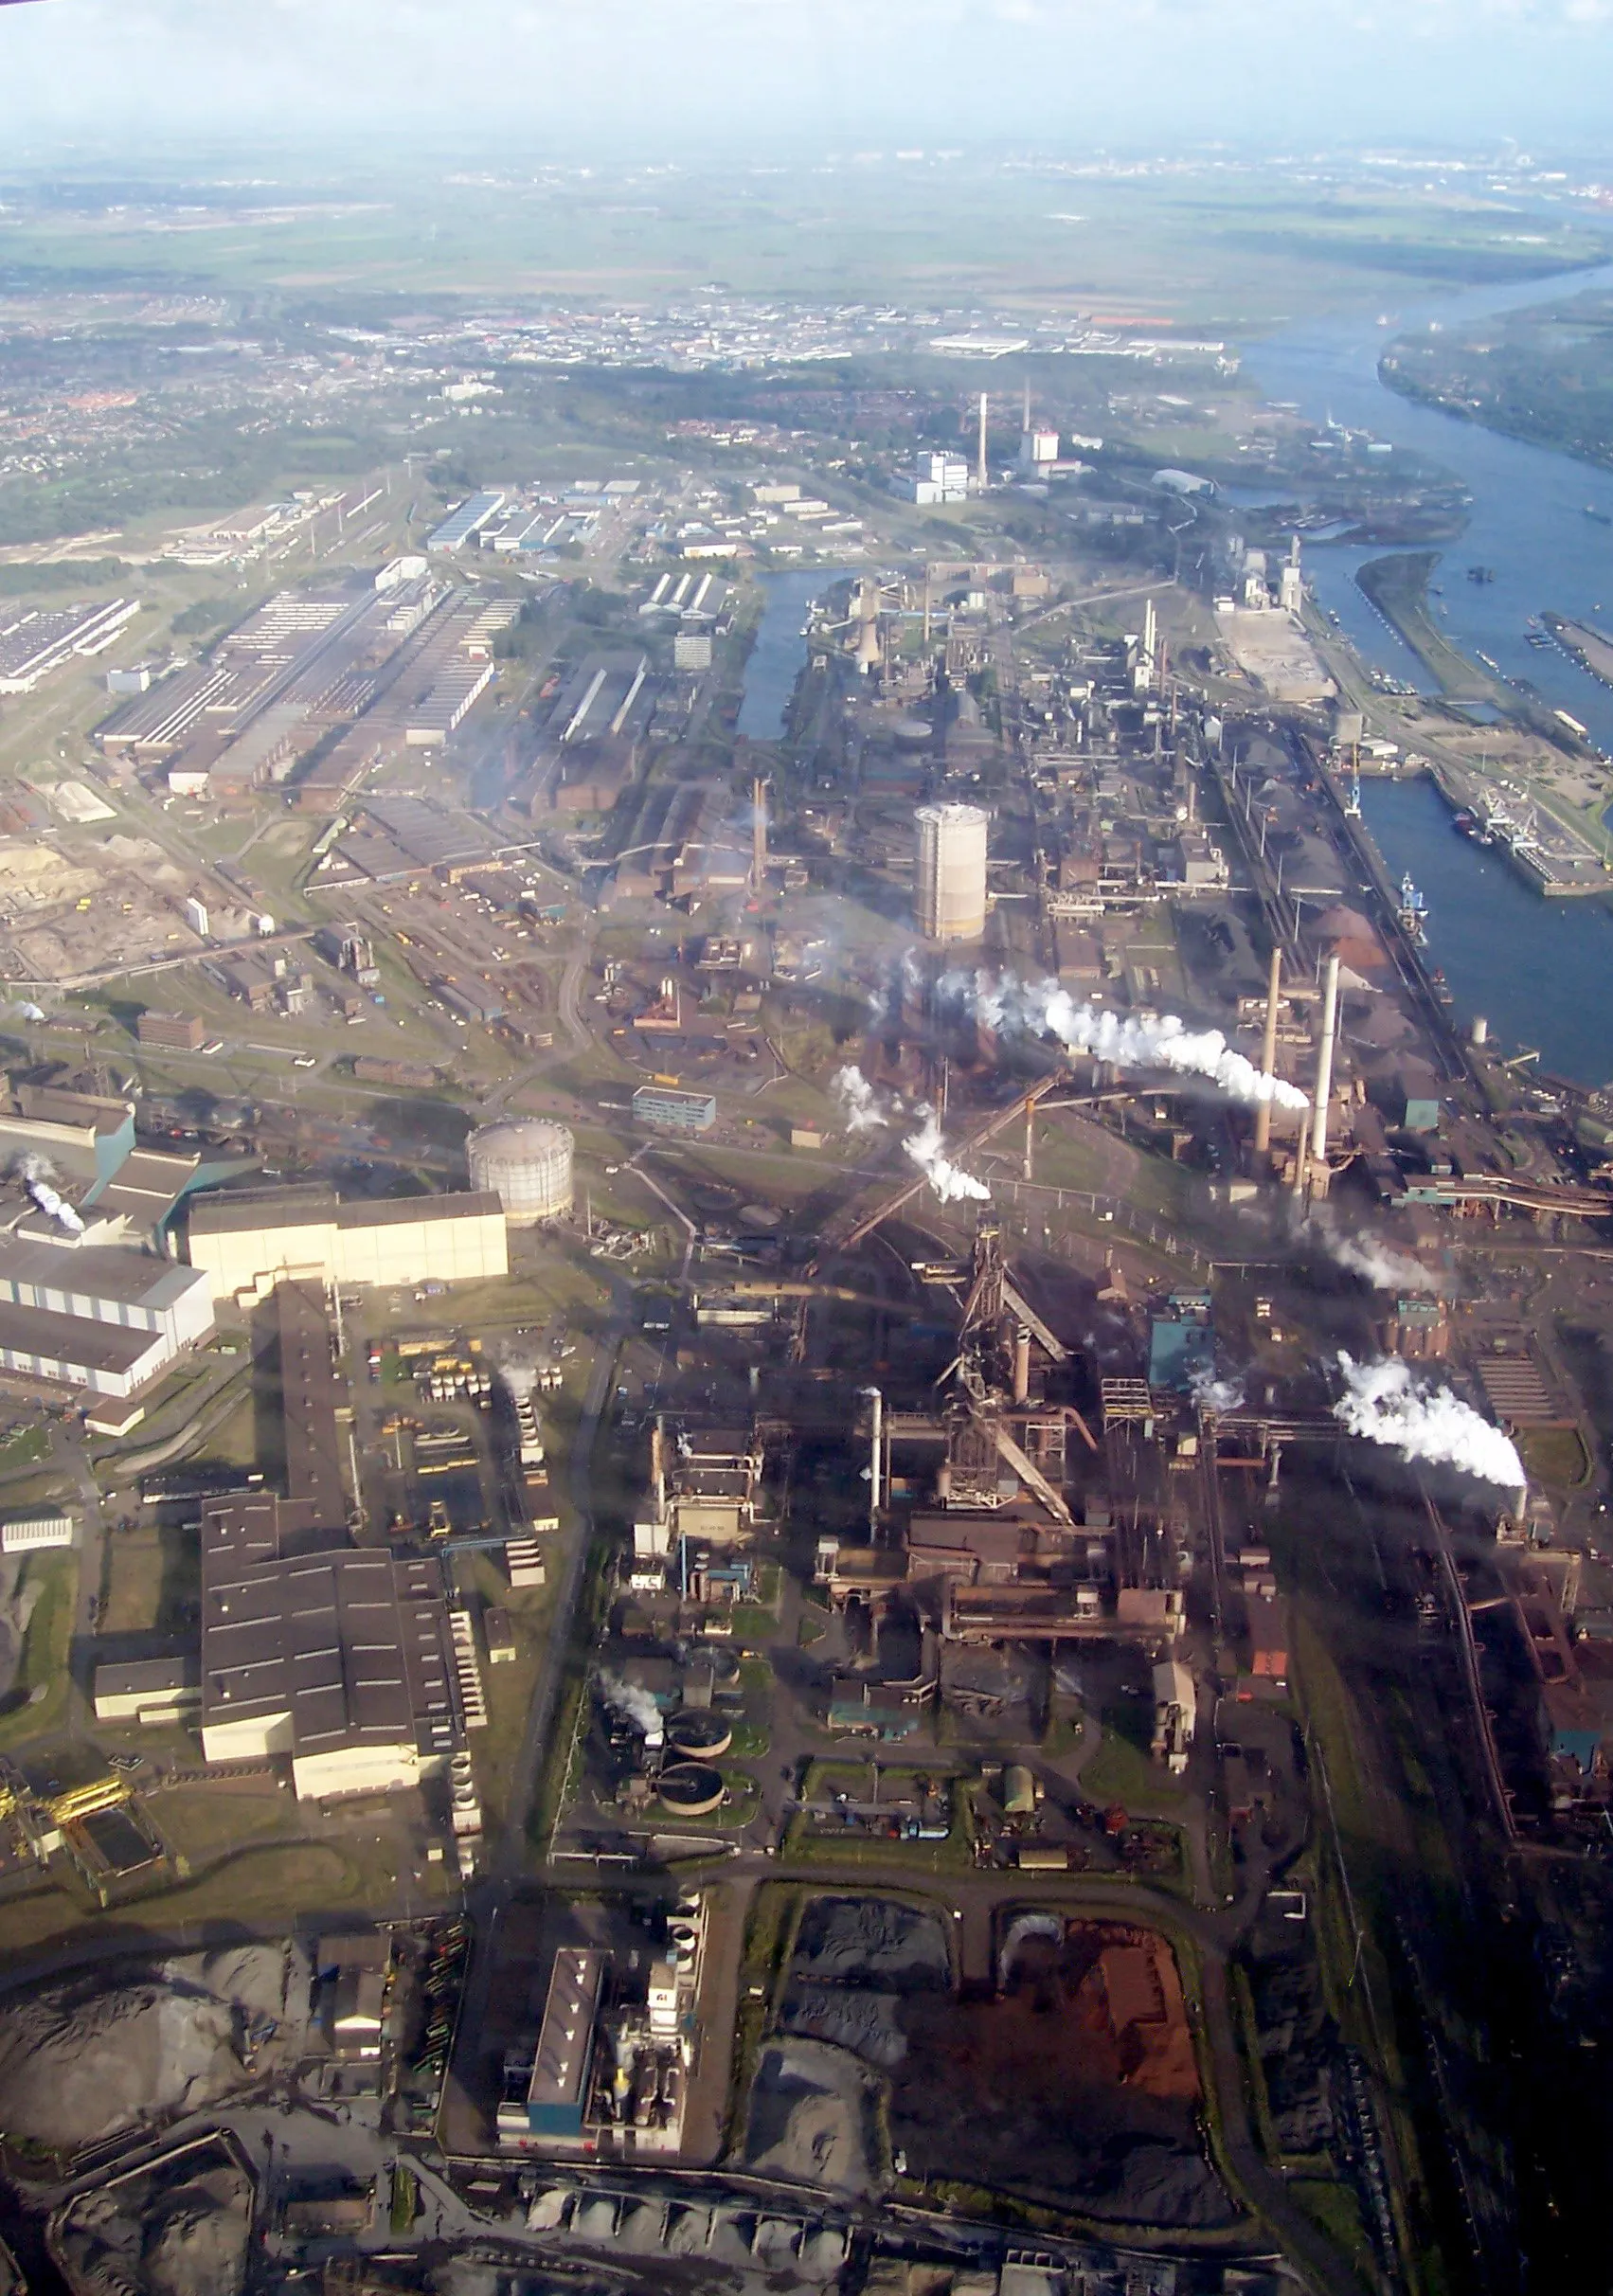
<box><xmin>466</xmin><ymin>1121</ymin><xmax>575</xmax><ymax>1225</ymax></box>
<box><xmin>914</xmin><ymin>801</ymin><xmax>989</xmax><ymax>941</ymax></box>
<box><xmin>186</xmin><ymin>1186</ymin><xmax>508</xmax><ymax>1304</ymax></box>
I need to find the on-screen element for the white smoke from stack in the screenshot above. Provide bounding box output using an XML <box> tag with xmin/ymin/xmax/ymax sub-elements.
<box><xmin>495</xmin><ymin>1352</ymin><xmax>537</xmax><ymax>1403</ymax></box>
<box><xmin>904</xmin><ymin>1106</ymin><xmax>991</xmax><ymax>1204</ymax></box>
<box><xmin>1317</xmin><ymin>1224</ymin><xmax>1446</xmax><ymax>1296</ymax></box>
<box><xmin>597</xmin><ymin>1670</ymin><xmax>664</xmax><ymax>1739</ymax></box>
<box><xmin>942</xmin><ymin>968</ymin><xmax>1310</xmax><ymax>1112</ymax></box>
<box><xmin>1191</xmin><ymin>1365</ymin><xmax>1246</xmax><ymax>1413</ymax></box>
<box><xmin>833</xmin><ymin>1065</ymin><xmax>887</xmax><ymax>1136</ymax></box>
<box><xmin>16</xmin><ymin>1155</ymin><xmax>84</xmax><ymax>1235</ymax></box>
<box><xmin>1333</xmin><ymin>1354</ymin><xmax>1525</xmax><ymax>1489</ymax></box>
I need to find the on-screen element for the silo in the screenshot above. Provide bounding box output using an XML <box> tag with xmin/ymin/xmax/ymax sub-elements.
<box><xmin>914</xmin><ymin>801</ymin><xmax>989</xmax><ymax>941</ymax></box>
<box><xmin>467</xmin><ymin>1119</ymin><xmax>574</xmax><ymax>1225</ymax></box>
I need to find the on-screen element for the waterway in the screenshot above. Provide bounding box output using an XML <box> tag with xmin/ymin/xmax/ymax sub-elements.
<box><xmin>1246</xmin><ymin>264</ymin><xmax>1613</xmax><ymax>1083</ymax></box>
<box><xmin>736</xmin><ymin>567</ymin><xmax>836</xmax><ymax>741</ymax></box>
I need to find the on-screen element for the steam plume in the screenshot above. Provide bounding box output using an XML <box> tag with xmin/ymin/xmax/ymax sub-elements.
<box><xmin>904</xmin><ymin>1106</ymin><xmax>991</xmax><ymax>1204</ymax></box>
<box><xmin>1319</xmin><ymin>1226</ymin><xmax>1443</xmax><ymax>1294</ymax></box>
<box><xmin>942</xmin><ymin>968</ymin><xmax>1310</xmax><ymax>1112</ymax></box>
<box><xmin>597</xmin><ymin>1670</ymin><xmax>664</xmax><ymax>1740</ymax></box>
<box><xmin>1333</xmin><ymin>1354</ymin><xmax>1524</xmax><ymax>1489</ymax></box>
<box><xmin>1191</xmin><ymin>1365</ymin><xmax>1246</xmax><ymax>1413</ymax></box>
<box><xmin>15</xmin><ymin>1155</ymin><xmax>84</xmax><ymax>1235</ymax></box>
<box><xmin>833</xmin><ymin>1065</ymin><xmax>887</xmax><ymax>1135</ymax></box>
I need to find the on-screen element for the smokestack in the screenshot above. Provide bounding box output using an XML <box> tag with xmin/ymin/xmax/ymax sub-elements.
<box><xmin>751</xmin><ymin>774</ymin><xmax>767</xmax><ymax>897</ymax></box>
<box><xmin>866</xmin><ymin>1387</ymin><xmax>884</xmax><ymax>1532</ymax></box>
<box><xmin>652</xmin><ymin>1417</ymin><xmax>666</xmax><ymax>1521</ymax></box>
<box><xmin>1253</xmin><ymin>945</ymin><xmax>1282</xmax><ymax>1156</ymax></box>
<box><xmin>977</xmin><ymin>392</ymin><xmax>988</xmax><ymax>491</ymax></box>
<box><xmin>1022</xmin><ymin>376</ymin><xmax>1031</xmax><ymax>434</ymax></box>
<box><xmin>1013</xmin><ymin>1329</ymin><xmax>1031</xmax><ymax>1407</ymax></box>
<box><xmin>1309</xmin><ymin>954</ymin><xmax>1341</xmax><ymax>1171</ymax></box>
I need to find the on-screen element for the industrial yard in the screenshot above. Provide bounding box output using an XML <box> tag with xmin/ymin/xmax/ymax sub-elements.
<box><xmin>1</xmin><ymin>138</ymin><xmax>1613</xmax><ymax>2296</ymax></box>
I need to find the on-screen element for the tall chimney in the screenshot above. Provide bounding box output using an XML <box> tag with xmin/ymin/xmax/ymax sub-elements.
<box><xmin>1253</xmin><ymin>944</ymin><xmax>1282</xmax><ymax>1156</ymax></box>
<box><xmin>751</xmin><ymin>774</ymin><xmax>767</xmax><ymax>897</ymax></box>
<box><xmin>865</xmin><ymin>1387</ymin><xmax>884</xmax><ymax>1532</ymax></box>
<box><xmin>1013</xmin><ymin>1329</ymin><xmax>1031</xmax><ymax>1407</ymax></box>
<box><xmin>977</xmin><ymin>392</ymin><xmax>989</xmax><ymax>491</ymax></box>
<box><xmin>1309</xmin><ymin>954</ymin><xmax>1341</xmax><ymax>1171</ymax></box>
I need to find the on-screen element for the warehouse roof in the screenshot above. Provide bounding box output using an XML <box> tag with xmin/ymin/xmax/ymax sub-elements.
<box><xmin>0</xmin><ymin>1233</ymin><xmax>208</xmax><ymax>1315</ymax></box>
<box><xmin>0</xmin><ymin>1298</ymin><xmax>161</xmax><ymax>1376</ymax></box>
<box><xmin>187</xmin><ymin>1186</ymin><xmax>503</xmax><ymax>1236</ymax></box>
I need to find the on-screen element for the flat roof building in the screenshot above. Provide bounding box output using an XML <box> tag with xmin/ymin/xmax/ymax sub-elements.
<box><xmin>524</xmin><ymin>1948</ymin><xmax>605</xmax><ymax>2142</ymax></box>
<box><xmin>631</xmin><ymin>1085</ymin><xmax>716</xmax><ymax>1135</ymax></box>
<box><xmin>199</xmin><ymin>1279</ymin><xmax>460</xmax><ymax>1799</ymax></box>
<box><xmin>185</xmin><ymin>1186</ymin><xmax>508</xmax><ymax>1304</ymax></box>
<box><xmin>0</xmin><ymin>1233</ymin><xmax>214</xmax><ymax>1397</ymax></box>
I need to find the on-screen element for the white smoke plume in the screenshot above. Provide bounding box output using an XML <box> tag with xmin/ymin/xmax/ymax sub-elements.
<box><xmin>833</xmin><ymin>1065</ymin><xmax>887</xmax><ymax>1135</ymax></box>
<box><xmin>1318</xmin><ymin>1225</ymin><xmax>1444</xmax><ymax>1295</ymax></box>
<box><xmin>1191</xmin><ymin>1365</ymin><xmax>1246</xmax><ymax>1413</ymax></box>
<box><xmin>597</xmin><ymin>1670</ymin><xmax>664</xmax><ymax>1739</ymax></box>
<box><xmin>904</xmin><ymin>1106</ymin><xmax>991</xmax><ymax>1204</ymax></box>
<box><xmin>1333</xmin><ymin>1354</ymin><xmax>1525</xmax><ymax>1490</ymax></box>
<box><xmin>941</xmin><ymin>968</ymin><xmax>1310</xmax><ymax>1112</ymax></box>
<box><xmin>495</xmin><ymin>1352</ymin><xmax>536</xmax><ymax>1402</ymax></box>
<box><xmin>15</xmin><ymin>1154</ymin><xmax>84</xmax><ymax>1235</ymax></box>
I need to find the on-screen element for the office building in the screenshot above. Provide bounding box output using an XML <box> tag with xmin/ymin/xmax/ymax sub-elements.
<box><xmin>914</xmin><ymin>801</ymin><xmax>989</xmax><ymax>941</ymax></box>
<box><xmin>631</xmin><ymin>1085</ymin><xmax>717</xmax><ymax>1135</ymax></box>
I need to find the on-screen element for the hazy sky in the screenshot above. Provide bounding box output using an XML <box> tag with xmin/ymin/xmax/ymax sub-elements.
<box><xmin>4</xmin><ymin>0</ymin><xmax>1613</xmax><ymax>158</ymax></box>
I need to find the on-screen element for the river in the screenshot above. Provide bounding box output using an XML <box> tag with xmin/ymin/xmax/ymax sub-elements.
<box><xmin>1246</xmin><ymin>264</ymin><xmax>1613</xmax><ymax>1085</ymax></box>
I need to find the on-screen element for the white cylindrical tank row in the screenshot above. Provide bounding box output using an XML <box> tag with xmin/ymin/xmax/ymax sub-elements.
<box><xmin>467</xmin><ymin>1119</ymin><xmax>575</xmax><ymax>1224</ymax></box>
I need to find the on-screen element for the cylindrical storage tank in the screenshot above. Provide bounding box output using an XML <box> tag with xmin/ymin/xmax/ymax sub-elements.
<box><xmin>467</xmin><ymin>1119</ymin><xmax>574</xmax><ymax>1225</ymax></box>
<box><xmin>914</xmin><ymin>801</ymin><xmax>989</xmax><ymax>942</ymax></box>
<box><xmin>656</xmin><ymin>1762</ymin><xmax>726</xmax><ymax>1818</ymax></box>
<box><xmin>665</xmin><ymin>1710</ymin><xmax>733</xmax><ymax>1761</ymax></box>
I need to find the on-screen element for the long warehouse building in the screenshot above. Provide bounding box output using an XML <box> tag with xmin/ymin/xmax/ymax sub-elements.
<box><xmin>185</xmin><ymin>1186</ymin><xmax>508</xmax><ymax>1304</ymax></box>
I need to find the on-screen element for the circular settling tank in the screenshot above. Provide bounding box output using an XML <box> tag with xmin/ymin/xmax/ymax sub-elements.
<box><xmin>466</xmin><ymin>1119</ymin><xmax>574</xmax><ymax>1225</ymax></box>
<box><xmin>656</xmin><ymin>1761</ymin><xmax>726</xmax><ymax>1817</ymax></box>
<box><xmin>665</xmin><ymin>1710</ymin><xmax>733</xmax><ymax>1760</ymax></box>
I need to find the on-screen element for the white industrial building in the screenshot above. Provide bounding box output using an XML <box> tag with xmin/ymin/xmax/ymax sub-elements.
<box><xmin>896</xmin><ymin>453</ymin><xmax>971</xmax><ymax>506</ymax></box>
<box><xmin>914</xmin><ymin>801</ymin><xmax>989</xmax><ymax>942</ymax></box>
<box><xmin>0</xmin><ymin>1234</ymin><xmax>215</xmax><ymax>1397</ymax></box>
<box><xmin>186</xmin><ymin>1186</ymin><xmax>508</xmax><ymax>1304</ymax></box>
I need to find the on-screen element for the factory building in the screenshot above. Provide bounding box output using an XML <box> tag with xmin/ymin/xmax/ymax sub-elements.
<box><xmin>0</xmin><ymin>1233</ymin><xmax>214</xmax><ymax>1397</ymax></box>
<box><xmin>426</xmin><ymin>492</ymin><xmax>507</xmax><ymax>552</ymax></box>
<box><xmin>185</xmin><ymin>1186</ymin><xmax>508</xmax><ymax>1304</ymax></box>
<box><xmin>895</xmin><ymin>453</ymin><xmax>970</xmax><ymax>506</ymax></box>
<box><xmin>914</xmin><ymin>801</ymin><xmax>989</xmax><ymax>941</ymax></box>
<box><xmin>199</xmin><ymin>1281</ymin><xmax>459</xmax><ymax>1799</ymax></box>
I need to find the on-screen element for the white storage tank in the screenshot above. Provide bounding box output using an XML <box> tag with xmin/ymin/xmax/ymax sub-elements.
<box><xmin>467</xmin><ymin>1119</ymin><xmax>574</xmax><ymax>1225</ymax></box>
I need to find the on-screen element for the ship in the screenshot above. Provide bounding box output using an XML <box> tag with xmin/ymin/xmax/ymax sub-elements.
<box><xmin>1586</xmin><ymin>504</ymin><xmax>1613</xmax><ymax>527</ymax></box>
<box><xmin>1466</xmin><ymin>565</ymin><xmax>1496</xmax><ymax>583</ymax></box>
<box><xmin>1452</xmin><ymin>807</ymin><xmax>1478</xmax><ymax>835</ymax></box>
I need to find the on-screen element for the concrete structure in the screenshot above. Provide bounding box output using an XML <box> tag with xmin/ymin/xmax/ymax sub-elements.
<box><xmin>466</xmin><ymin>1121</ymin><xmax>575</xmax><ymax>1226</ymax></box>
<box><xmin>185</xmin><ymin>1186</ymin><xmax>508</xmax><ymax>1304</ymax></box>
<box><xmin>0</xmin><ymin>1236</ymin><xmax>214</xmax><ymax>1397</ymax></box>
<box><xmin>93</xmin><ymin>1658</ymin><xmax>201</xmax><ymax>1725</ymax></box>
<box><xmin>914</xmin><ymin>801</ymin><xmax>989</xmax><ymax>941</ymax></box>
<box><xmin>136</xmin><ymin>1010</ymin><xmax>206</xmax><ymax>1051</ymax></box>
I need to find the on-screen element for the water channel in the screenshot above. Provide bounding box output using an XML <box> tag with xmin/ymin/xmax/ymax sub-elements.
<box><xmin>735</xmin><ymin>567</ymin><xmax>833</xmax><ymax>741</ymax></box>
<box><xmin>1245</xmin><ymin>265</ymin><xmax>1613</xmax><ymax>1085</ymax></box>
